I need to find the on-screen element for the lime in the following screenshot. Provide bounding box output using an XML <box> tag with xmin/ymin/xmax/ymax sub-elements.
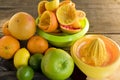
<box><xmin>17</xmin><ymin>66</ymin><xmax>34</xmax><ymax>80</ymax></box>
<box><xmin>29</xmin><ymin>53</ymin><xmax>43</xmax><ymax>71</ymax></box>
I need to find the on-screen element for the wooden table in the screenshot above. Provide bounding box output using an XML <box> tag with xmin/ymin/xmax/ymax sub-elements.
<box><xmin>0</xmin><ymin>0</ymin><xmax>120</xmax><ymax>80</ymax></box>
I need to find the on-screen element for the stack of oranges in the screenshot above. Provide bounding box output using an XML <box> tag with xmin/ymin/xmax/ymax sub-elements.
<box><xmin>0</xmin><ymin>12</ymin><xmax>49</xmax><ymax>60</ymax></box>
<box><xmin>0</xmin><ymin>11</ymin><xmax>49</xmax><ymax>80</ymax></box>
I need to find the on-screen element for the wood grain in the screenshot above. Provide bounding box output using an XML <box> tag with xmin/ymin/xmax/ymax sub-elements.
<box><xmin>0</xmin><ymin>0</ymin><xmax>120</xmax><ymax>80</ymax></box>
<box><xmin>0</xmin><ymin>0</ymin><xmax>120</xmax><ymax>42</ymax></box>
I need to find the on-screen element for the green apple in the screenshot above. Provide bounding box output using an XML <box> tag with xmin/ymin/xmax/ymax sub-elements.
<box><xmin>41</xmin><ymin>48</ymin><xmax>74</xmax><ymax>80</ymax></box>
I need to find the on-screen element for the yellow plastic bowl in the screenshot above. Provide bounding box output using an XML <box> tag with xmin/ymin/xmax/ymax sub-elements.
<box><xmin>71</xmin><ymin>35</ymin><xmax>120</xmax><ymax>79</ymax></box>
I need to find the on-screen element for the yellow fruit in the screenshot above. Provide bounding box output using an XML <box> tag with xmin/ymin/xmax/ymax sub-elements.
<box><xmin>8</xmin><ymin>12</ymin><xmax>36</xmax><ymax>40</ymax></box>
<box><xmin>56</xmin><ymin>3</ymin><xmax>76</xmax><ymax>25</ymax></box>
<box><xmin>38</xmin><ymin>0</ymin><xmax>48</xmax><ymax>16</ymax></box>
<box><xmin>14</xmin><ymin>48</ymin><xmax>30</xmax><ymax>69</ymax></box>
<box><xmin>71</xmin><ymin>10</ymin><xmax>86</xmax><ymax>29</ymax></box>
<box><xmin>45</xmin><ymin>0</ymin><xmax>59</xmax><ymax>11</ymax></box>
<box><xmin>38</xmin><ymin>11</ymin><xmax>58</xmax><ymax>32</ymax></box>
<box><xmin>59</xmin><ymin>0</ymin><xmax>75</xmax><ymax>8</ymax></box>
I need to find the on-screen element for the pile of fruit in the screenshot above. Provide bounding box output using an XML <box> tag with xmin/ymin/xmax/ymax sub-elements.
<box><xmin>1</xmin><ymin>0</ymin><xmax>120</xmax><ymax>80</ymax></box>
<box><xmin>0</xmin><ymin>0</ymin><xmax>83</xmax><ymax>80</ymax></box>
<box><xmin>37</xmin><ymin>0</ymin><xmax>86</xmax><ymax>34</ymax></box>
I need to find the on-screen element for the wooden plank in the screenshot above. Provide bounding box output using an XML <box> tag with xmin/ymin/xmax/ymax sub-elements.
<box><xmin>74</xmin><ymin>0</ymin><xmax>120</xmax><ymax>33</ymax></box>
<box><xmin>0</xmin><ymin>0</ymin><xmax>40</xmax><ymax>7</ymax></box>
<box><xmin>0</xmin><ymin>0</ymin><xmax>120</xmax><ymax>33</ymax></box>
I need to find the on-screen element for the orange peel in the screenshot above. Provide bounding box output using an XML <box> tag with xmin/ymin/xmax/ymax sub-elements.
<box><xmin>59</xmin><ymin>0</ymin><xmax>75</xmax><ymax>8</ymax></box>
<box><xmin>38</xmin><ymin>1</ymin><xmax>48</xmax><ymax>16</ymax></box>
<box><xmin>56</xmin><ymin>3</ymin><xmax>77</xmax><ymax>25</ymax></box>
<box><xmin>45</xmin><ymin>0</ymin><xmax>59</xmax><ymax>11</ymax></box>
<box><xmin>38</xmin><ymin>11</ymin><xmax>58</xmax><ymax>32</ymax></box>
<box><xmin>71</xmin><ymin>10</ymin><xmax>86</xmax><ymax>28</ymax></box>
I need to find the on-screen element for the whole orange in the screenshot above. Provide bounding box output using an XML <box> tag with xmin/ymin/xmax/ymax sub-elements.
<box><xmin>8</xmin><ymin>12</ymin><xmax>36</xmax><ymax>40</ymax></box>
<box><xmin>0</xmin><ymin>36</ymin><xmax>20</xmax><ymax>59</ymax></box>
<box><xmin>27</xmin><ymin>35</ymin><xmax>49</xmax><ymax>54</ymax></box>
<box><xmin>2</xmin><ymin>21</ymin><xmax>11</xmax><ymax>36</ymax></box>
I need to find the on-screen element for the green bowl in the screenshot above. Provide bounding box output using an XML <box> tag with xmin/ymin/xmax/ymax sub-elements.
<box><xmin>37</xmin><ymin>18</ymin><xmax>89</xmax><ymax>47</ymax></box>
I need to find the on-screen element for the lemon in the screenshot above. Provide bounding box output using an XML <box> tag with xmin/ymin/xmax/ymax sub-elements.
<box><xmin>14</xmin><ymin>48</ymin><xmax>30</xmax><ymax>69</ymax></box>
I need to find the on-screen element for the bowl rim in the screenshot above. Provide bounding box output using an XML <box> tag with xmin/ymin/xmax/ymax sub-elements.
<box><xmin>71</xmin><ymin>34</ymin><xmax>120</xmax><ymax>68</ymax></box>
<box><xmin>70</xmin><ymin>34</ymin><xmax>120</xmax><ymax>78</ymax></box>
<box><xmin>37</xmin><ymin>18</ymin><xmax>89</xmax><ymax>42</ymax></box>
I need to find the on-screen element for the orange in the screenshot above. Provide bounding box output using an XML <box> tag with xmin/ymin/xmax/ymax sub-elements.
<box><xmin>38</xmin><ymin>11</ymin><xmax>58</xmax><ymax>32</ymax></box>
<box><xmin>56</xmin><ymin>3</ymin><xmax>76</xmax><ymax>25</ymax></box>
<box><xmin>59</xmin><ymin>0</ymin><xmax>75</xmax><ymax>7</ymax></box>
<box><xmin>2</xmin><ymin>21</ymin><xmax>11</xmax><ymax>35</ymax></box>
<box><xmin>27</xmin><ymin>35</ymin><xmax>49</xmax><ymax>54</ymax></box>
<box><xmin>37</xmin><ymin>0</ymin><xmax>48</xmax><ymax>16</ymax></box>
<box><xmin>45</xmin><ymin>0</ymin><xmax>59</xmax><ymax>11</ymax></box>
<box><xmin>71</xmin><ymin>10</ymin><xmax>86</xmax><ymax>29</ymax></box>
<box><xmin>76</xmin><ymin>10</ymin><xmax>86</xmax><ymax>20</ymax></box>
<box><xmin>8</xmin><ymin>12</ymin><xmax>36</xmax><ymax>40</ymax></box>
<box><xmin>0</xmin><ymin>36</ymin><xmax>20</xmax><ymax>59</ymax></box>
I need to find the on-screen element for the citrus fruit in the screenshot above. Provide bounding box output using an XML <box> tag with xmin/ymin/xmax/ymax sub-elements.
<box><xmin>76</xmin><ymin>10</ymin><xmax>86</xmax><ymax>20</ymax></box>
<box><xmin>45</xmin><ymin>0</ymin><xmax>59</xmax><ymax>11</ymax></box>
<box><xmin>0</xmin><ymin>36</ymin><xmax>20</xmax><ymax>59</ymax></box>
<box><xmin>59</xmin><ymin>0</ymin><xmax>75</xmax><ymax>7</ymax></box>
<box><xmin>8</xmin><ymin>12</ymin><xmax>36</xmax><ymax>40</ymax></box>
<box><xmin>27</xmin><ymin>35</ymin><xmax>49</xmax><ymax>54</ymax></box>
<box><xmin>38</xmin><ymin>0</ymin><xmax>48</xmax><ymax>16</ymax></box>
<box><xmin>17</xmin><ymin>65</ymin><xmax>34</xmax><ymax>80</ymax></box>
<box><xmin>70</xmin><ymin>10</ymin><xmax>86</xmax><ymax>29</ymax></box>
<box><xmin>2</xmin><ymin>21</ymin><xmax>11</xmax><ymax>35</ymax></box>
<box><xmin>56</xmin><ymin>3</ymin><xmax>76</xmax><ymax>25</ymax></box>
<box><xmin>38</xmin><ymin>11</ymin><xmax>58</xmax><ymax>32</ymax></box>
<box><xmin>60</xmin><ymin>18</ymin><xmax>87</xmax><ymax>34</ymax></box>
<box><xmin>29</xmin><ymin>53</ymin><xmax>43</xmax><ymax>71</ymax></box>
<box><xmin>14</xmin><ymin>48</ymin><xmax>30</xmax><ymax>69</ymax></box>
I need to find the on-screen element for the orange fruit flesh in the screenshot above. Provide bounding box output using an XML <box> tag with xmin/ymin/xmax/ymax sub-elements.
<box><xmin>56</xmin><ymin>3</ymin><xmax>76</xmax><ymax>25</ymax></box>
<box><xmin>38</xmin><ymin>11</ymin><xmax>58</xmax><ymax>32</ymax></box>
<box><xmin>38</xmin><ymin>1</ymin><xmax>48</xmax><ymax>16</ymax></box>
<box><xmin>59</xmin><ymin>0</ymin><xmax>75</xmax><ymax>8</ymax></box>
